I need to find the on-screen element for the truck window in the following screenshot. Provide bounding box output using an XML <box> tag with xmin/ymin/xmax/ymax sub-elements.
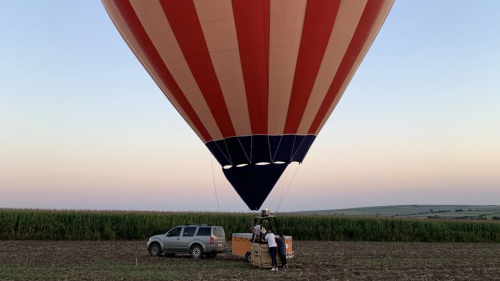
<box><xmin>167</xmin><ymin>227</ymin><xmax>182</xmax><ymax>237</ymax></box>
<box><xmin>212</xmin><ymin>226</ymin><xmax>224</xmax><ymax>237</ymax></box>
<box><xmin>196</xmin><ymin>227</ymin><xmax>211</xmax><ymax>236</ymax></box>
<box><xmin>183</xmin><ymin>227</ymin><xmax>197</xmax><ymax>237</ymax></box>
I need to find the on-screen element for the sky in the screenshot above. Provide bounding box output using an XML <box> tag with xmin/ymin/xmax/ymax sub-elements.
<box><xmin>1</xmin><ymin>1</ymin><xmax>499</xmax><ymax>213</ymax></box>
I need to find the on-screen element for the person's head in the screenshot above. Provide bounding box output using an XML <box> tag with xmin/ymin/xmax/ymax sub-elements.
<box><xmin>278</xmin><ymin>232</ymin><xmax>284</xmax><ymax>237</ymax></box>
<box><xmin>267</xmin><ymin>229</ymin><xmax>272</xmax><ymax>234</ymax></box>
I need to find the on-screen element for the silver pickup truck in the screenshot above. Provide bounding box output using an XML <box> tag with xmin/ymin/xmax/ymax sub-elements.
<box><xmin>147</xmin><ymin>224</ymin><xmax>226</xmax><ymax>258</ymax></box>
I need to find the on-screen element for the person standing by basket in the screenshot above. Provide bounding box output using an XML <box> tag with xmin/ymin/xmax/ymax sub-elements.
<box><xmin>250</xmin><ymin>225</ymin><xmax>260</xmax><ymax>242</ymax></box>
<box><xmin>276</xmin><ymin>232</ymin><xmax>288</xmax><ymax>268</ymax></box>
<box><xmin>264</xmin><ymin>229</ymin><xmax>278</xmax><ymax>271</ymax></box>
<box><xmin>250</xmin><ymin>225</ymin><xmax>266</xmax><ymax>243</ymax></box>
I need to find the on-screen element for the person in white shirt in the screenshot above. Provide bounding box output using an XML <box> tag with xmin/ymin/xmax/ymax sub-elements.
<box><xmin>249</xmin><ymin>225</ymin><xmax>266</xmax><ymax>242</ymax></box>
<box><xmin>249</xmin><ymin>225</ymin><xmax>260</xmax><ymax>241</ymax></box>
<box><xmin>264</xmin><ymin>230</ymin><xmax>278</xmax><ymax>271</ymax></box>
<box><xmin>259</xmin><ymin>226</ymin><xmax>266</xmax><ymax>242</ymax></box>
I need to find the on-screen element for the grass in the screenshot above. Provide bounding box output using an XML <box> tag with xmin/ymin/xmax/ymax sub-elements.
<box><xmin>0</xmin><ymin>261</ymin><xmax>248</xmax><ymax>281</ymax></box>
<box><xmin>2</xmin><ymin>240</ymin><xmax>500</xmax><ymax>280</ymax></box>
<box><xmin>2</xmin><ymin>208</ymin><xmax>500</xmax><ymax>242</ymax></box>
<box><xmin>294</xmin><ymin>204</ymin><xmax>500</xmax><ymax>219</ymax></box>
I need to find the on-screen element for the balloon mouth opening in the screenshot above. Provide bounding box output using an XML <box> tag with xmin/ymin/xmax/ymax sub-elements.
<box><xmin>223</xmin><ymin>161</ymin><xmax>294</xmax><ymax>170</ymax></box>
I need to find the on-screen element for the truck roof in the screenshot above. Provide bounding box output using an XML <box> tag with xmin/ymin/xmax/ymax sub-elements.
<box><xmin>181</xmin><ymin>224</ymin><xmax>218</xmax><ymax>226</ymax></box>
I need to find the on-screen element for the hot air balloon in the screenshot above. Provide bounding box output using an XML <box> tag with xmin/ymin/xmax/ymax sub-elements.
<box><xmin>101</xmin><ymin>0</ymin><xmax>394</xmax><ymax>211</ymax></box>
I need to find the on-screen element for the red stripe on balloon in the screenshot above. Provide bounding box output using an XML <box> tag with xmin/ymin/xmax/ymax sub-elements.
<box><xmin>159</xmin><ymin>0</ymin><xmax>236</xmax><ymax>139</ymax></box>
<box><xmin>111</xmin><ymin>0</ymin><xmax>212</xmax><ymax>141</ymax></box>
<box><xmin>283</xmin><ymin>0</ymin><xmax>341</xmax><ymax>135</ymax></box>
<box><xmin>231</xmin><ymin>0</ymin><xmax>270</xmax><ymax>135</ymax></box>
<box><xmin>308</xmin><ymin>0</ymin><xmax>385</xmax><ymax>134</ymax></box>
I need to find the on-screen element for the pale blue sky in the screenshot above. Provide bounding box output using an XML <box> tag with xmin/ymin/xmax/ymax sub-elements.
<box><xmin>1</xmin><ymin>1</ymin><xmax>499</xmax><ymax>212</ymax></box>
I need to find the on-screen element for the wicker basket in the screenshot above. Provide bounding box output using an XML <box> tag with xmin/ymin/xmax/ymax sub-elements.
<box><xmin>251</xmin><ymin>243</ymin><xmax>284</xmax><ymax>269</ymax></box>
<box><xmin>232</xmin><ymin>233</ymin><xmax>294</xmax><ymax>257</ymax></box>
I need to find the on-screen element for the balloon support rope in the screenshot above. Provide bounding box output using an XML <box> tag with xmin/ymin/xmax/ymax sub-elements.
<box><xmin>210</xmin><ymin>153</ymin><xmax>221</xmax><ymax>212</ymax></box>
<box><xmin>270</xmin><ymin>167</ymin><xmax>289</xmax><ymax>211</ymax></box>
<box><xmin>276</xmin><ymin>163</ymin><xmax>301</xmax><ymax>213</ymax></box>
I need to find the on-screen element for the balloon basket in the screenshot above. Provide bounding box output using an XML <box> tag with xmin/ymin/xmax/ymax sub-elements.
<box><xmin>231</xmin><ymin>233</ymin><xmax>294</xmax><ymax>268</ymax></box>
<box><xmin>250</xmin><ymin>242</ymin><xmax>289</xmax><ymax>269</ymax></box>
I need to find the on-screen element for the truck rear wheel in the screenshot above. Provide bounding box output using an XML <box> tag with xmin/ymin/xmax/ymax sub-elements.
<box><xmin>190</xmin><ymin>244</ymin><xmax>203</xmax><ymax>259</ymax></box>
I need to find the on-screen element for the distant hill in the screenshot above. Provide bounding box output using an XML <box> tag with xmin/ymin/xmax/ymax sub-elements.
<box><xmin>289</xmin><ymin>205</ymin><xmax>500</xmax><ymax>220</ymax></box>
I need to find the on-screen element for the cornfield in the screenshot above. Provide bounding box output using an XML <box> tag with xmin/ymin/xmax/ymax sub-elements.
<box><xmin>1</xmin><ymin>208</ymin><xmax>500</xmax><ymax>242</ymax></box>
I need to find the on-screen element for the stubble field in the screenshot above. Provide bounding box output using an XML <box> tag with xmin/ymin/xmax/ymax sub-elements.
<box><xmin>1</xmin><ymin>240</ymin><xmax>500</xmax><ymax>281</ymax></box>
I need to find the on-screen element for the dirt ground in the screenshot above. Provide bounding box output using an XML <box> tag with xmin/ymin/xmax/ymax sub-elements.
<box><xmin>1</xmin><ymin>240</ymin><xmax>500</xmax><ymax>280</ymax></box>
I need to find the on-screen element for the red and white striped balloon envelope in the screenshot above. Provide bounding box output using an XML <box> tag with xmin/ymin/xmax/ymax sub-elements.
<box><xmin>101</xmin><ymin>0</ymin><xmax>395</xmax><ymax>210</ymax></box>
